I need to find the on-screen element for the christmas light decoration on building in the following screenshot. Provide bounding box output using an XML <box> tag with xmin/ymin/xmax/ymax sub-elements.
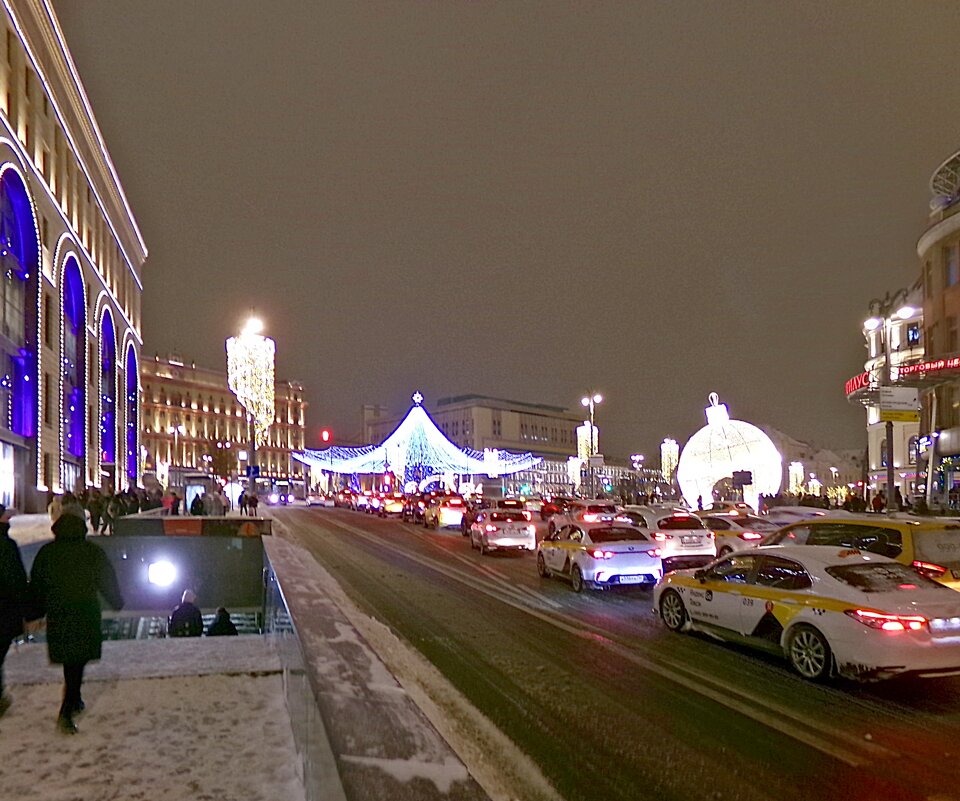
<box><xmin>660</xmin><ymin>438</ymin><xmax>679</xmax><ymax>483</ymax></box>
<box><xmin>676</xmin><ymin>393</ymin><xmax>782</xmax><ymax>511</ymax></box>
<box><xmin>226</xmin><ymin>317</ymin><xmax>275</xmax><ymax>446</ymax></box>
<box><xmin>295</xmin><ymin>391</ymin><xmax>540</xmax><ymax>480</ymax></box>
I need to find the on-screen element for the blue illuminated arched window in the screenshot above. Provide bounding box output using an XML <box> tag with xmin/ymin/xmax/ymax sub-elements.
<box><xmin>62</xmin><ymin>257</ymin><xmax>85</xmax><ymax>462</ymax></box>
<box><xmin>0</xmin><ymin>166</ymin><xmax>38</xmax><ymax>439</ymax></box>
<box><xmin>125</xmin><ymin>344</ymin><xmax>137</xmax><ymax>484</ymax></box>
<box><xmin>100</xmin><ymin>310</ymin><xmax>116</xmax><ymax>465</ymax></box>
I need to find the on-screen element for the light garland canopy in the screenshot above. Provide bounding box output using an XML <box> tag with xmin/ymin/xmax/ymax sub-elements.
<box><xmin>295</xmin><ymin>391</ymin><xmax>541</xmax><ymax>479</ymax></box>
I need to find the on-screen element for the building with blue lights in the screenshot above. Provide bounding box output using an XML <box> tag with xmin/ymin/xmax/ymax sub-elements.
<box><xmin>0</xmin><ymin>2</ymin><xmax>145</xmax><ymax>510</ymax></box>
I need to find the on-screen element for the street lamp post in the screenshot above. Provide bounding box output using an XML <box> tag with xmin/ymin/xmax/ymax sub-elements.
<box><xmin>168</xmin><ymin>422</ymin><xmax>185</xmax><ymax>487</ymax></box>
<box><xmin>580</xmin><ymin>392</ymin><xmax>602</xmax><ymax>497</ymax></box>
<box><xmin>631</xmin><ymin>453</ymin><xmax>645</xmax><ymax>501</ymax></box>
<box><xmin>865</xmin><ymin>289</ymin><xmax>915</xmax><ymax>512</ymax></box>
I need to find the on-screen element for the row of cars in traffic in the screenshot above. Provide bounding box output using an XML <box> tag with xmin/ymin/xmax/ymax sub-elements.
<box><xmin>331</xmin><ymin>488</ymin><xmax>960</xmax><ymax>683</ymax></box>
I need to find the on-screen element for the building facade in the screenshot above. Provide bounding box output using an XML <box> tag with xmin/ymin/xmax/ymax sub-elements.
<box><xmin>0</xmin><ymin>2</ymin><xmax>145</xmax><ymax>510</ymax></box>
<box><xmin>844</xmin><ymin>283</ymin><xmax>923</xmax><ymax>499</ymax></box>
<box><xmin>140</xmin><ymin>355</ymin><xmax>307</xmax><ymax>492</ymax></box>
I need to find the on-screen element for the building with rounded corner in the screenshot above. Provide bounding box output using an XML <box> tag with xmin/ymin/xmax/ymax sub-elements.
<box><xmin>0</xmin><ymin>2</ymin><xmax>145</xmax><ymax>510</ymax></box>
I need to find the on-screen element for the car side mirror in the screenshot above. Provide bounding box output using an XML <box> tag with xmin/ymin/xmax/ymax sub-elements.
<box><xmin>694</xmin><ymin>569</ymin><xmax>707</xmax><ymax>583</ymax></box>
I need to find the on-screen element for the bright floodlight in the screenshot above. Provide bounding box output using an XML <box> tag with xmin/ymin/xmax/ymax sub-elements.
<box><xmin>895</xmin><ymin>305</ymin><xmax>916</xmax><ymax>320</ymax></box>
<box><xmin>863</xmin><ymin>317</ymin><xmax>882</xmax><ymax>331</ymax></box>
<box><xmin>147</xmin><ymin>560</ymin><xmax>177</xmax><ymax>587</ymax></box>
<box><xmin>593</xmin><ymin>393</ymin><xmax>603</xmax><ymax>403</ymax></box>
<box><xmin>243</xmin><ymin>317</ymin><xmax>264</xmax><ymax>335</ymax></box>
<box><xmin>581</xmin><ymin>397</ymin><xmax>590</xmax><ymax>407</ymax></box>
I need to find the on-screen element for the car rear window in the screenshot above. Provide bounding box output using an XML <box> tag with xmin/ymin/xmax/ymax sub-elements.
<box><xmin>826</xmin><ymin>563</ymin><xmax>947</xmax><ymax>592</ymax></box>
<box><xmin>658</xmin><ymin>515</ymin><xmax>706</xmax><ymax>530</ymax></box>
<box><xmin>772</xmin><ymin>524</ymin><xmax>903</xmax><ymax>558</ymax></box>
<box><xmin>913</xmin><ymin>528</ymin><xmax>960</xmax><ymax>564</ymax></box>
<box><xmin>590</xmin><ymin>527</ymin><xmax>648</xmax><ymax>543</ymax></box>
<box><xmin>491</xmin><ymin>511</ymin><xmax>527</xmax><ymax>522</ymax></box>
<box><xmin>586</xmin><ymin>504</ymin><xmax>617</xmax><ymax>514</ymax></box>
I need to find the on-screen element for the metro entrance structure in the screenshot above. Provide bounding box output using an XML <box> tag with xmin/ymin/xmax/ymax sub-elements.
<box><xmin>294</xmin><ymin>392</ymin><xmax>541</xmax><ymax>490</ymax></box>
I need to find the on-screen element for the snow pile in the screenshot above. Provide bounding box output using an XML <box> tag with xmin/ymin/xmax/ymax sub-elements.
<box><xmin>2</xmin><ymin>637</ymin><xmax>303</xmax><ymax>801</ymax></box>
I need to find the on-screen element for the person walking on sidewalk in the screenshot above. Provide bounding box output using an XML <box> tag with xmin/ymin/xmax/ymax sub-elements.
<box><xmin>29</xmin><ymin>503</ymin><xmax>124</xmax><ymax>734</ymax></box>
<box><xmin>0</xmin><ymin>504</ymin><xmax>31</xmax><ymax>717</ymax></box>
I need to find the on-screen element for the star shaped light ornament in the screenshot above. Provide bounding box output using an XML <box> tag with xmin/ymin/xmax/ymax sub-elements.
<box><xmin>412</xmin><ymin>391</ymin><xmax>424</xmax><ymax>406</ymax></box>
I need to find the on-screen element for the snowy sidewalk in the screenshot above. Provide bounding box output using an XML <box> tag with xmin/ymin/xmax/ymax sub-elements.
<box><xmin>1</xmin><ymin>637</ymin><xmax>305</xmax><ymax>801</ymax></box>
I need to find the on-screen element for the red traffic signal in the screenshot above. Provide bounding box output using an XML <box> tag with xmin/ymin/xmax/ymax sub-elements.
<box><xmin>321</xmin><ymin>429</ymin><xmax>331</xmax><ymax>443</ymax></box>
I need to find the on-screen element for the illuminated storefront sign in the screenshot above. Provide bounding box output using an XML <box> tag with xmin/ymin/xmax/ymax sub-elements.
<box><xmin>844</xmin><ymin>371</ymin><xmax>871</xmax><ymax>396</ymax></box>
<box><xmin>898</xmin><ymin>357</ymin><xmax>960</xmax><ymax>378</ymax></box>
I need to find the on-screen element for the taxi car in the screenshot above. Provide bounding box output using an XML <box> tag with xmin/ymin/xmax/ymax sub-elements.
<box><xmin>378</xmin><ymin>492</ymin><xmax>406</xmax><ymax>517</ymax></box>
<box><xmin>423</xmin><ymin>496</ymin><xmax>466</xmax><ymax>529</ymax></box>
<box><xmin>469</xmin><ymin>509</ymin><xmax>536</xmax><ymax>555</ymax></box>
<box><xmin>617</xmin><ymin>506</ymin><xmax>716</xmax><ymax>570</ymax></box>
<box><xmin>760</xmin><ymin>516</ymin><xmax>960</xmax><ymax>591</ymax></box>
<box><xmin>654</xmin><ymin>545</ymin><xmax>960</xmax><ymax>681</ymax></box>
<box><xmin>538</xmin><ymin>523</ymin><xmax>663</xmax><ymax>592</ymax></box>
<box><xmin>699</xmin><ymin>513</ymin><xmax>781</xmax><ymax>556</ymax></box>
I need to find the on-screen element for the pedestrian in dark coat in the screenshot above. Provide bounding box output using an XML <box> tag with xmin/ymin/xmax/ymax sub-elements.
<box><xmin>30</xmin><ymin>506</ymin><xmax>124</xmax><ymax>733</ymax></box>
<box><xmin>206</xmin><ymin>607</ymin><xmax>238</xmax><ymax>637</ymax></box>
<box><xmin>0</xmin><ymin>506</ymin><xmax>31</xmax><ymax>715</ymax></box>
<box><xmin>168</xmin><ymin>590</ymin><xmax>203</xmax><ymax>637</ymax></box>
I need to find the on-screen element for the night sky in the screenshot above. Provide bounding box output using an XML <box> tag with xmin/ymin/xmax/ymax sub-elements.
<box><xmin>52</xmin><ymin>2</ymin><xmax>960</xmax><ymax>460</ymax></box>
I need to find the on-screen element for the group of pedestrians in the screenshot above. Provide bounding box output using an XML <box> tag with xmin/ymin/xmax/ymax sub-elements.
<box><xmin>0</xmin><ymin>499</ymin><xmax>123</xmax><ymax>734</ymax></box>
<box><xmin>187</xmin><ymin>490</ymin><xmax>230</xmax><ymax>517</ymax></box>
<box><xmin>237</xmin><ymin>491</ymin><xmax>259</xmax><ymax>516</ymax></box>
<box><xmin>167</xmin><ymin>590</ymin><xmax>238</xmax><ymax>637</ymax></box>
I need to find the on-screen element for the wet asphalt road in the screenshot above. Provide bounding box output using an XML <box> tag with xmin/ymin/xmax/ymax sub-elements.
<box><xmin>275</xmin><ymin>506</ymin><xmax>960</xmax><ymax>801</ymax></box>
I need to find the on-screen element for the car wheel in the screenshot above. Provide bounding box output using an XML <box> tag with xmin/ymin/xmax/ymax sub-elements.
<box><xmin>479</xmin><ymin>537</ymin><xmax>487</xmax><ymax>556</ymax></box>
<box><xmin>718</xmin><ymin>545</ymin><xmax>733</xmax><ymax>557</ymax></box>
<box><xmin>571</xmin><ymin>565</ymin><xmax>585</xmax><ymax>593</ymax></box>
<box><xmin>787</xmin><ymin>625</ymin><xmax>832</xmax><ymax>682</ymax></box>
<box><xmin>537</xmin><ymin>552</ymin><xmax>550</xmax><ymax>578</ymax></box>
<box><xmin>470</xmin><ymin>532</ymin><xmax>477</xmax><ymax>550</ymax></box>
<box><xmin>659</xmin><ymin>589</ymin><xmax>687</xmax><ymax>632</ymax></box>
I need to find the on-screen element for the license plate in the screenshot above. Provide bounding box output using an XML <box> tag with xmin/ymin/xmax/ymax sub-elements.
<box><xmin>619</xmin><ymin>575</ymin><xmax>644</xmax><ymax>585</ymax></box>
<box><xmin>681</xmin><ymin>536</ymin><xmax>700</xmax><ymax>545</ymax></box>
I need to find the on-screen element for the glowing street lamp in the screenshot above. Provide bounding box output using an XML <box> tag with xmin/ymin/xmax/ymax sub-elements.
<box><xmin>580</xmin><ymin>392</ymin><xmax>603</xmax><ymax>496</ymax></box>
<box><xmin>226</xmin><ymin>316</ymin><xmax>276</xmax><ymax>485</ymax></box>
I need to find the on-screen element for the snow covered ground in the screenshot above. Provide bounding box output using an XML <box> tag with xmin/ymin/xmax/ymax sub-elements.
<box><xmin>2</xmin><ymin>636</ymin><xmax>305</xmax><ymax>801</ymax></box>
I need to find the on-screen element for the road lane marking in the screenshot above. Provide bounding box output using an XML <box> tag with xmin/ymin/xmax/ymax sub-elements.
<box><xmin>294</xmin><ymin>512</ymin><xmax>886</xmax><ymax>768</ymax></box>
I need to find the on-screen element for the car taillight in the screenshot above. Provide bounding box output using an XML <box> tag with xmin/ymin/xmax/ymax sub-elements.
<box><xmin>646</xmin><ymin>548</ymin><xmax>662</xmax><ymax>557</ymax></box>
<box><xmin>583</xmin><ymin>513</ymin><xmax>599</xmax><ymax>523</ymax></box>
<box><xmin>913</xmin><ymin>560</ymin><xmax>948</xmax><ymax>579</ymax></box>
<box><xmin>706</xmin><ymin>532</ymin><xmax>715</xmax><ymax>540</ymax></box>
<box><xmin>739</xmin><ymin>531</ymin><xmax>763</xmax><ymax>541</ymax></box>
<box><xmin>845</xmin><ymin>609</ymin><xmax>926</xmax><ymax>632</ymax></box>
<box><xmin>652</xmin><ymin>532</ymin><xmax>667</xmax><ymax>541</ymax></box>
<box><xmin>485</xmin><ymin>524</ymin><xmax>498</xmax><ymax>532</ymax></box>
<box><xmin>590</xmin><ymin>549</ymin><xmax>614</xmax><ymax>559</ymax></box>
<box><xmin>418</xmin><ymin>502</ymin><xmax>425</xmax><ymax>509</ymax></box>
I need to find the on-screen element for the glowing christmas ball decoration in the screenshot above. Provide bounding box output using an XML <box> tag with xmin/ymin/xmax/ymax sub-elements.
<box><xmin>676</xmin><ymin>393</ymin><xmax>782</xmax><ymax>512</ymax></box>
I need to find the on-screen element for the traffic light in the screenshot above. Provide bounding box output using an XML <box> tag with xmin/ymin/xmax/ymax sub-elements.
<box><xmin>321</xmin><ymin>429</ymin><xmax>331</xmax><ymax>443</ymax></box>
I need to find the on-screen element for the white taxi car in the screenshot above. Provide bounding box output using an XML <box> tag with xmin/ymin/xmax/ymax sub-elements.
<box><xmin>470</xmin><ymin>509</ymin><xmax>536</xmax><ymax>555</ymax></box>
<box><xmin>538</xmin><ymin>524</ymin><xmax>663</xmax><ymax>592</ymax></box>
<box><xmin>617</xmin><ymin>507</ymin><xmax>715</xmax><ymax>570</ymax></box>
<box><xmin>654</xmin><ymin>545</ymin><xmax>960</xmax><ymax>682</ymax></box>
<box><xmin>699</xmin><ymin>513</ymin><xmax>781</xmax><ymax>557</ymax></box>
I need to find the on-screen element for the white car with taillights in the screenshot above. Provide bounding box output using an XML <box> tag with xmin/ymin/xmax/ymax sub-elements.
<box><xmin>470</xmin><ymin>509</ymin><xmax>536</xmax><ymax>555</ymax></box>
<box><xmin>654</xmin><ymin>545</ymin><xmax>960</xmax><ymax>682</ymax></box>
<box><xmin>617</xmin><ymin>506</ymin><xmax>716</xmax><ymax>570</ymax></box>
<box><xmin>699</xmin><ymin>513</ymin><xmax>781</xmax><ymax>556</ymax></box>
<box><xmin>537</xmin><ymin>523</ymin><xmax>663</xmax><ymax>592</ymax></box>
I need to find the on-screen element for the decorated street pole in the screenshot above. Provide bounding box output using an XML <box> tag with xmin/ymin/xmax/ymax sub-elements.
<box><xmin>226</xmin><ymin>317</ymin><xmax>275</xmax><ymax>494</ymax></box>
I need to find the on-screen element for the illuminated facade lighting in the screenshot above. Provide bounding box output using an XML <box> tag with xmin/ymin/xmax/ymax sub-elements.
<box><xmin>660</xmin><ymin>438</ymin><xmax>679</xmax><ymax>483</ymax></box>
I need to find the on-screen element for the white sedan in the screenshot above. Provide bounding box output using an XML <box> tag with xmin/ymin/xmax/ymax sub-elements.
<box><xmin>538</xmin><ymin>524</ymin><xmax>663</xmax><ymax>592</ymax></box>
<box><xmin>470</xmin><ymin>509</ymin><xmax>536</xmax><ymax>555</ymax></box>
<box><xmin>654</xmin><ymin>544</ymin><xmax>960</xmax><ymax>682</ymax></box>
<box><xmin>699</xmin><ymin>513</ymin><xmax>781</xmax><ymax>556</ymax></box>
